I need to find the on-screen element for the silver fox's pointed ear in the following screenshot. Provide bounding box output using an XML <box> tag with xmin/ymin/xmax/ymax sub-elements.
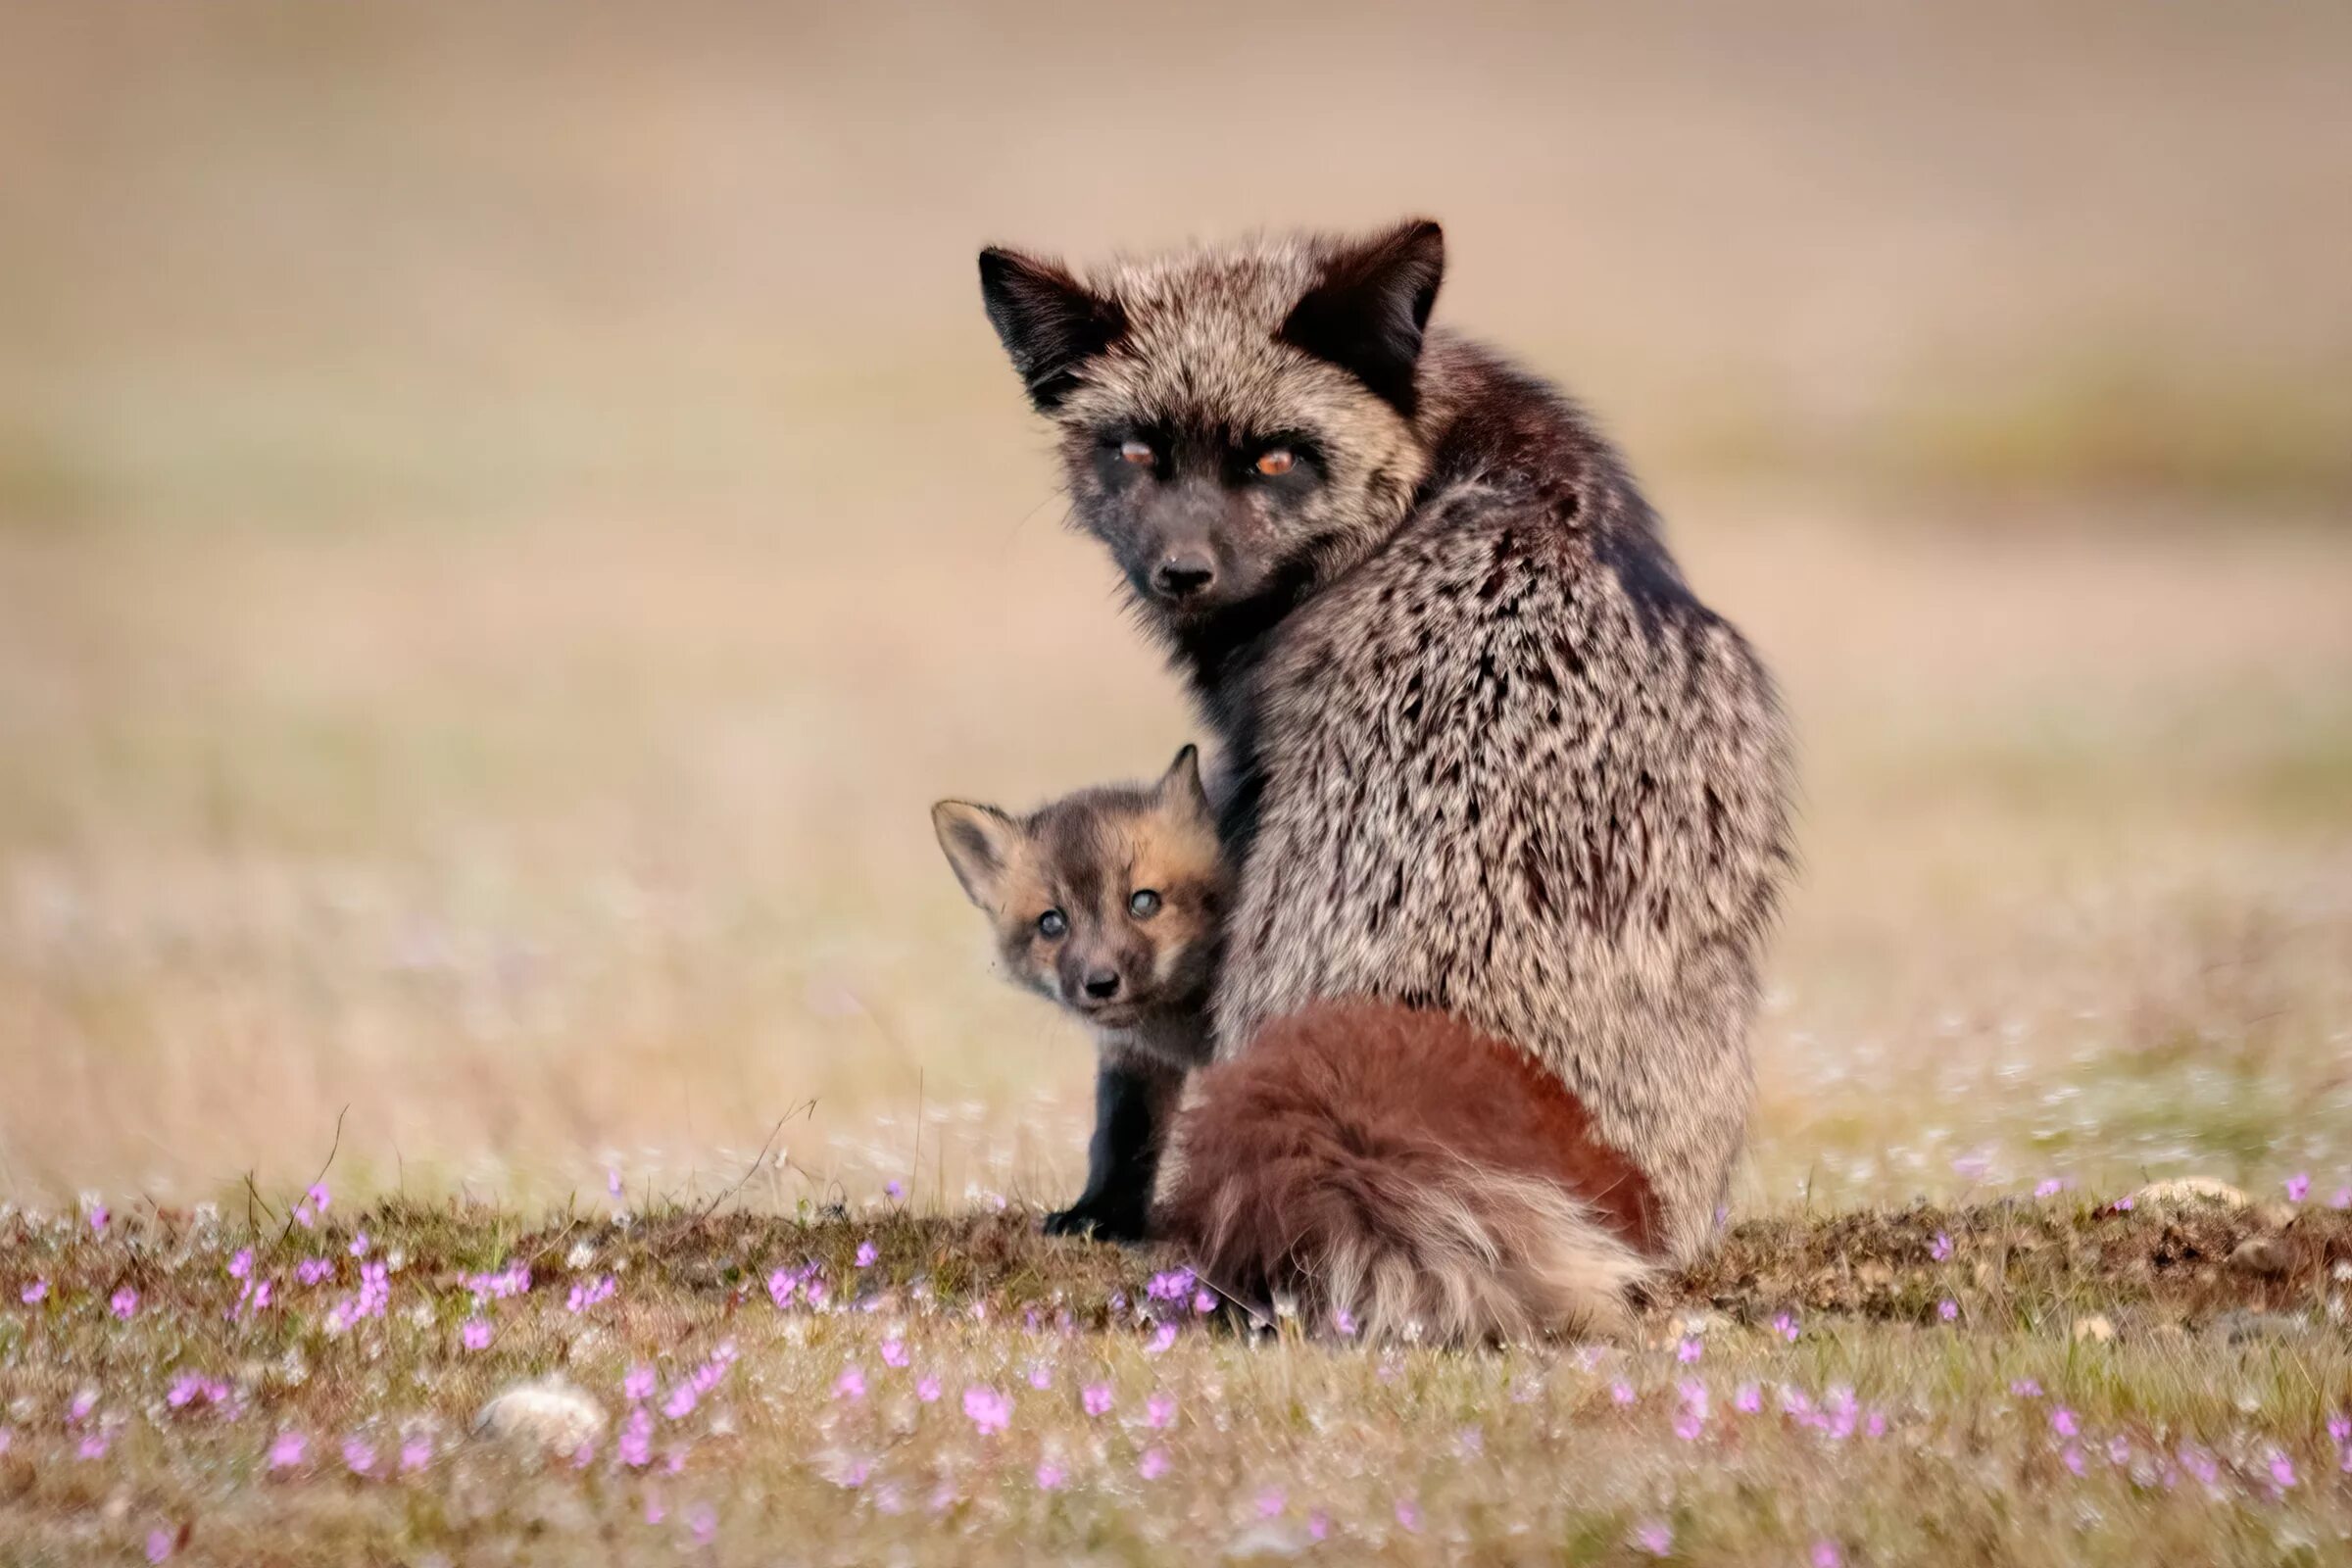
<box><xmin>931</xmin><ymin>800</ymin><xmax>1023</xmax><ymax>909</ymax></box>
<box><xmin>1278</xmin><ymin>219</ymin><xmax>1444</xmax><ymax>418</ymax></box>
<box><xmin>978</xmin><ymin>247</ymin><xmax>1127</xmax><ymax>413</ymax></box>
<box><xmin>1154</xmin><ymin>744</ymin><xmax>1210</xmax><ymax>820</ymax></box>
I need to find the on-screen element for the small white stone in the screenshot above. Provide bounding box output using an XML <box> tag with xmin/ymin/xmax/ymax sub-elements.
<box><xmin>473</xmin><ymin>1377</ymin><xmax>607</xmax><ymax>1453</ymax></box>
<box><xmin>2128</xmin><ymin>1177</ymin><xmax>2247</xmax><ymax>1209</ymax></box>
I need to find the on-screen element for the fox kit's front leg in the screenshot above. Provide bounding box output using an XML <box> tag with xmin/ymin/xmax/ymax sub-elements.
<box><xmin>1046</xmin><ymin>1049</ymin><xmax>1185</xmax><ymax>1241</ymax></box>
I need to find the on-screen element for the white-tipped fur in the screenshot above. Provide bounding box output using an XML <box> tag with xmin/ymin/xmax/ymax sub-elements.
<box><xmin>1193</xmin><ymin>1155</ymin><xmax>1648</xmax><ymax>1345</ymax></box>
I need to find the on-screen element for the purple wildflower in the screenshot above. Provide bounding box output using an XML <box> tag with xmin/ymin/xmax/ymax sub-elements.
<box><xmin>916</xmin><ymin>1377</ymin><xmax>940</xmax><ymax>1402</ymax></box>
<box><xmin>2010</xmin><ymin>1378</ymin><xmax>2043</xmax><ymax>1397</ymax></box>
<box><xmin>349</xmin><ymin>1232</ymin><xmax>368</xmax><ymax>1258</ymax></box>
<box><xmin>1145</xmin><ymin>1322</ymin><xmax>1178</xmax><ymax>1354</ymax></box>
<box><xmin>460</xmin><ymin>1317</ymin><xmax>491</xmax><ymax>1350</ymax></box>
<box><xmin>1938</xmin><ymin>1298</ymin><xmax>1958</xmax><ymax>1322</ymax></box>
<box><xmin>343</xmin><ymin>1439</ymin><xmax>375</xmax><ymax>1476</ymax></box>
<box><xmin>855</xmin><ymin>1241</ymin><xmax>878</xmax><ymax>1269</ymax></box>
<box><xmin>885</xmin><ymin>1179</ymin><xmax>905</xmax><ymax>1200</ymax></box>
<box><xmin>268</xmin><ymin>1431</ymin><xmax>307</xmax><ymax>1470</ymax></box>
<box><xmin>1631</xmin><ymin>1519</ymin><xmax>1672</xmax><ymax>1556</ymax></box>
<box><xmin>1773</xmin><ymin>1311</ymin><xmax>1799</xmax><ymax>1342</ymax></box>
<box><xmin>1036</xmin><ymin>1460</ymin><xmax>1065</xmax><ymax>1491</ymax></box>
<box><xmin>564</xmin><ymin>1274</ymin><xmax>616</xmax><ymax>1313</ymax></box>
<box><xmin>623</xmin><ymin>1365</ymin><xmax>656</xmax><ymax>1401</ymax></box>
<box><xmin>1027</xmin><ymin>1364</ymin><xmax>1053</xmax><ymax>1391</ymax></box>
<box><xmin>1083</xmin><ymin>1383</ymin><xmax>1112</xmax><ymax>1417</ymax></box>
<box><xmin>962</xmin><ymin>1385</ymin><xmax>1011</xmax><ymax>1436</ymax></box>
<box><xmin>1331</xmin><ymin>1306</ymin><xmax>1358</xmax><ymax>1337</ymax></box>
<box><xmin>2286</xmin><ymin>1174</ymin><xmax>2310</xmax><ymax>1202</ymax></box>
<box><xmin>1676</xmin><ymin>1337</ymin><xmax>1701</xmax><ymax>1363</ymax></box>
<box><xmin>881</xmin><ymin>1339</ymin><xmax>908</xmax><ymax>1368</ymax></box>
<box><xmin>1812</xmin><ymin>1544</ymin><xmax>1843</xmax><ymax>1568</ymax></box>
<box><xmin>835</xmin><ymin>1366</ymin><xmax>866</xmax><ymax>1400</ymax></box>
<box><xmin>87</xmin><ymin>1201</ymin><xmax>110</xmax><ymax>1233</ymax></box>
<box><xmin>296</xmin><ymin>1258</ymin><xmax>333</xmax><ymax>1286</ymax></box>
<box><xmin>2051</xmin><ymin>1407</ymin><xmax>2078</xmax><ymax>1438</ymax></box>
<box><xmin>2034</xmin><ymin>1177</ymin><xmax>2063</xmax><ymax>1199</ymax></box>
<box><xmin>1396</xmin><ymin>1499</ymin><xmax>1421</xmax><ymax>1532</ymax></box>
<box><xmin>1194</xmin><ymin>1288</ymin><xmax>1217</xmax><ymax>1314</ymax></box>
<box><xmin>1931</xmin><ymin>1232</ymin><xmax>1952</xmax><ymax>1261</ymax></box>
<box><xmin>1610</xmin><ymin>1380</ymin><xmax>1637</xmax><ymax>1406</ymax></box>
<box><xmin>20</xmin><ymin>1280</ymin><xmax>46</xmax><ymax>1305</ymax></box>
<box><xmin>2115</xmin><ymin>1195</ymin><xmax>2133</xmax><ymax>1211</ymax></box>
<box><xmin>111</xmin><ymin>1287</ymin><xmax>138</xmax><ymax>1320</ymax></box>
<box><xmin>146</xmin><ymin>1529</ymin><xmax>173</xmax><ymax>1563</ymax></box>
<box><xmin>2061</xmin><ymin>1445</ymin><xmax>2086</xmax><ymax>1476</ymax></box>
<box><xmin>2269</xmin><ymin>1453</ymin><xmax>2297</xmax><ymax>1491</ymax></box>
<box><xmin>1139</xmin><ymin>1446</ymin><xmax>1168</xmax><ymax>1480</ymax></box>
<box><xmin>400</xmin><ymin>1435</ymin><xmax>431</xmax><ymax>1473</ymax></box>
<box><xmin>1734</xmin><ymin>1382</ymin><xmax>1761</xmax><ymax>1414</ymax></box>
<box><xmin>1146</xmin><ymin>1393</ymin><xmax>1177</xmax><ymax>1429</ymax></box>
<box><xmin>618</xmin><ymin>1408</ymin><xmax>653</xmax><ymax>1468</ymax></box>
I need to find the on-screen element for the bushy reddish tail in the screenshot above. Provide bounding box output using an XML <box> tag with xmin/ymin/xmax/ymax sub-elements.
<box><xmin>1157</xmin><ymin>1000</ymin><xmax>1658</xmax><ymax>1343</ymax></box>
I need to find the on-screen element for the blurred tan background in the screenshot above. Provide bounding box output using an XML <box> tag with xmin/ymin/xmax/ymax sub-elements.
<box><xmin>2</xmin><ymin>2</ymin><xmax>2347</xmax><ymax>1214</ymax></box>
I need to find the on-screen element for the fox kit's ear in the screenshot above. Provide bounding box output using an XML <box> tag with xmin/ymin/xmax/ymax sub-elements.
<box><xmin>932</xmin><ymin>801</ymin><xmax>1024</xmax><ymax>909</ymax></box>
<box><xmin>1154</xmin><ymin>744</ymin><xmax>1212</xmax><ymax>822</ymax></box>
<box><xmin>978</xmin><ymin>248</ymin><xmax>1128</xmax><ymax>413</ymax></box>
<box><xmin>1279</xmin><ymin>219</ymin><xmax>1445</xmax><ymax>418</ymax></box>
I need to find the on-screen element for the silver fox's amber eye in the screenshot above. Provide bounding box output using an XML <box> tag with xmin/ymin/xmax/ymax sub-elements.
<box><xmin>1037</xmin><ymin>908</ymin><xmax>1067</xmax><ymax>939</ymax></box>
<box><xmin>1119</xmin><ymin>439</ymin><xmax>1153</xmax><ymax>466</ymax></box>
<box><xmin>1127</xmin><ymin>889</ymin><xmax>1161</xmax><ymax>919</ymax></box>
<box><xmin>1254</xmin><ymin>448</ymin><xmax>1295</xmax><ymax>477</ymax></box>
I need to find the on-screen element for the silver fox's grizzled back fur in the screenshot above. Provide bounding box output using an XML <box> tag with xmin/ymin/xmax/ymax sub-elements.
<box><xmin>979</xmin><ymin>220</ymin><xmax>1794</xmax><ymax>1274</ymax></box>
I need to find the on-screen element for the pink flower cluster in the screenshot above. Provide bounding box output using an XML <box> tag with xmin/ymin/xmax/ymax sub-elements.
<box><xmin>465</xmin><ymin>1260</ymin><xmax>531</xmax><ymax>1302</ymax></box>
<box><xmin>322</xmin><ymin>1261</ymin><xmax>391</xmax><ymax>1334</ymax></box>
<box><xmin>565</xmin><ymin>1274</ymin><xmax>616</xmax><ymax>1313</ymax></box>
<box><xmin>767</xmin><ymin>1262</ymin><xmax>831</xmax><ymax>1310</ymax></box>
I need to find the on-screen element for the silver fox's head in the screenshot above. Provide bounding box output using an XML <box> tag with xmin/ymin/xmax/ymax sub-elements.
<box><xmin>977</xmin><ymin>220</ymin><xmax>1445</xmax><ymax>627</ymax></box>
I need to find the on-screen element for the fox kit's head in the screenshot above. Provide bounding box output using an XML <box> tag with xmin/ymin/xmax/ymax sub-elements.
<box><xmin>977</xmin><ymin>220</ymin><xmax>1445</xmax><ymax>636</ymax></box>
<box><xmin>932</xmin><ymin>747</ymin><xmax>1226</xmax><ymax>1033</ymax></box>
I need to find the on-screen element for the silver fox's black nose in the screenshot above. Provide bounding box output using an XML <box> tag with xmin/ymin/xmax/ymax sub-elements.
<box><xmin>1152</xmin><ymin>555</ymin><xmax>1215</xmax><ymax>601</ymax></box>
<box><xmin>1083</xmin><ymin>970</ymin><xmax>1121</xmax><ymax>1000</ymax></box>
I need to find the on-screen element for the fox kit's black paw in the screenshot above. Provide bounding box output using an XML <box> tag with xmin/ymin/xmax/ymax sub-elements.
<box><xmin>1043</xmin><ymin>1200</ymin><xmax>1150</xmax><ymax>1245</ymax></box>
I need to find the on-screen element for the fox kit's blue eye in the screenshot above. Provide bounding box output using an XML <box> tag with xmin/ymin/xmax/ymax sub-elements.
<box><xmin>1119</xmin><ymin>439</ymin><xmax>1154</xmax><ymax>466</ymax></box>
<box><xmin>1037</xmin><ymin>908</ymin><xmax>1068</xmax><ymax>939</ymax></box>
<box><xmin>1127</xmin><ymin>889</ymin><xmax>1161</xmax><ymax>918</ymax></box>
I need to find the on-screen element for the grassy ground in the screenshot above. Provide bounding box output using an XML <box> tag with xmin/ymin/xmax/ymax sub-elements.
<box><xmin>2</xmin><ymin>1195</ymin><xmax>2349</xmax><ymax>1565</ymax></box>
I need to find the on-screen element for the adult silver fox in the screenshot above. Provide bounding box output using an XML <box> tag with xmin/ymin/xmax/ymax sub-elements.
<box><xmin>978</xmin><ymin>220</ymin><xmax>1793</xmax><ymax>1339</ymax></box>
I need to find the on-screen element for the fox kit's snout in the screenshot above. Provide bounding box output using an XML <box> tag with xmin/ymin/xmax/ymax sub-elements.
<box><xmin>931</xmin><ymin>746</ymin><xmax>1225</xmax><ymax>1065</ymax></box>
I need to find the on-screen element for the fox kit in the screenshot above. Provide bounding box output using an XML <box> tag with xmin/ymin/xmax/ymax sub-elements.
<box><xmin>932</xmin><ymin>746</ymin><xmax>1226</xmax><ymax>1239</ymax></box>
<box><xmin>977</xmin><ymin>220</ymin><xmax>1794</xmax><ymax>1338</ymax></box>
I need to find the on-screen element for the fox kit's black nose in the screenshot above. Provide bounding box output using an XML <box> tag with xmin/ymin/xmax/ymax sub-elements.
<box><xmin>1152</xmin><ymin>556</ymin><xmax>1215</xmax><ymax>601</ymax></box>
<box><xmin>1083</xmin><ymin>970</ymin><xmax>1122</xmax><ymax>1000</ymax></box>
